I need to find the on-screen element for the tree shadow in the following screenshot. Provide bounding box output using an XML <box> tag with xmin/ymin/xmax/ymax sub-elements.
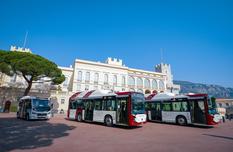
<box><xmin>0</xmin><ymin>117</ymin><xmax>76</xmax><ymax>152</ymax></box>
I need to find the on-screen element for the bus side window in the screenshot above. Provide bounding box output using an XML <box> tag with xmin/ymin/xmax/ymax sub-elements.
<box><xmin>70</xmin><ymin>101</ymin><xmax>77</xmax><ymax>109</ymax></box>
<box><xmin>83</xmin><ymin>100</ymin><xmax>88</xmax><ymax>109</ymax></box>
<box><xmin>198</xmin><ymin>101</ymin><xmax>205</xmax><ymax>111</ymax></box>
<box><xmin>156</xmin><ymin>103</ymin><xmax>161</xmax><ymax>111</ymax></box>
<box><xmin>145</xmin><ymin>103</ymin><xmax>150</xmax><ymax>110</ymax></box>
<box><xmin>111</xmin><ymin>99</ymin><xmax>116</xmax><ymax>111</ymax></box>
<box><xmin>26</xmin><ymin>99</ymin><xmax>31</xmax><ymax>109</ymax></box>
<box><xmin>94</xmin><ymin>99</ymin><xmax>102</xmax><ymax>110</ymax></box>
<box><xmin>103</xmin><ymin>99</ymin><xmax>115</xmax><ymax>111</ymax></box>
<box><xmin>172</xmin><ymin>102</ymin><xmax>188</xmax><ymax>112</ymax></box>
<box><xmin>77</xmin><ymin>99</ymin><xmax>83</xmax><ymax>108</ymax></box>
<box><xmin>162</xmin><ymin>102</ymin><xmax>172</xmax><ymax>111</ymax></box>
<box><xmin>151</xmin><ymin>103</ymin><xmax>156</xmax><ymax>110</ymax></box>
<box><xmin>181</xmin><ymin>102</ymin><xmax>188</xmax><ymax>112</ymax></box>
<box><xmin>172</xmin><ymin>102</ymin><xmax>182</xmax><ymax>111</ymax></box>
<box><xmin>74</xmin><ymin>101</ymin><xmax>77</xmax><ymax>109</ymax></box>
<box><xmin>106</xmin><ymin>100</ymin><xmax>112</xmax><ymax>111</ymax></box>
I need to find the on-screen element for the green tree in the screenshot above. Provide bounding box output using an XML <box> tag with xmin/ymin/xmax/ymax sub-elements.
<box><xmin>0</xmin><ymin>51</ymin><xmax>12</xmax><ymax>76</ymax></box>
<box><xmin>0</xmin><ymin>50</ymin><xmax>65</xmax><ymax>96</ymax></box>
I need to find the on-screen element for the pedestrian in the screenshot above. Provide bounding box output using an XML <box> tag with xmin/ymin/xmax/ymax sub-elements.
<box><xmin>222</xmin><ymin>116</ymin><xmax>225</xmax><ymax>123</ymax></box>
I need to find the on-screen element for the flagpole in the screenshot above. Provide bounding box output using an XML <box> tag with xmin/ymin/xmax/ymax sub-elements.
<box><xmin>23</xmin><ymin>31</ymin><xmax>28</xmax><ymax>48</ymax></box>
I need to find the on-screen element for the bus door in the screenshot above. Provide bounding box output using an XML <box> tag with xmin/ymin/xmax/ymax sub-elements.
<box><xmin>116</xmin><ymin>97</ymin><xmax>128</xmax><ymax>124</ymax></box>
<box><xmin>24</xmin><ymin>99</ymin><xmax>32</xmax><ymax>118</ymax></box>
<box><xmin>22</xmin><ymin>100</ymin><xmax>27</xmax><ymax>118</ymax></box>
<box><xmin>18</xmin><ymin>101</ymin><xmax>23</xmax><ymax>118</ymax></box>
<box><xmin>84</xmin><ymin>100</ymin><xmax>94</xmax><ymax>121</ymax></box>
<box><xmin>151</xmin><ymin>102</ymin><xmax>162</xmax><ymax>121</ymax></box>
<box><xmin>190</xmin><ymin>100</ymin><xmax>207</xmax><ymax>124</ymax></box>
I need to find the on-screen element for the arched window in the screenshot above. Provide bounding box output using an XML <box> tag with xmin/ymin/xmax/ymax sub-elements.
<box><xmin>137</xmin><ymin>78</ymin><xmax>143</xmax><ymax>87</ymax></box>
<box><xmin>144</xmin><ymin>79</ymin><xmax>150</xmax><ymax>88</ymax></box>
<box><xmin>129</xmin><ymin>88</ymin><xmax>135</xmax><ymax>91</ymax></box>
<box><xmin>128</xmin><ymin>76</ymin><xmax>135</xmax><ymax>86</ymax></box>
<box><xmin>85</xmin><ymin>85</ymin><xmax>89</xmax><ymax>91</ymax></box>
<box><xmin>145</xmin><ymin>89</ymin><xmax>151</xmax><ymax>94</ymax></box>
<box><xmin>94</xmin><ymin>73</ymin><xmax>99</xmax><ymax>83</ymax></box>
<box><xmin>113</xmin><ymin>75</ymin><xmax>117</xmax><ymax>85</ymax></box>
<box><xmin>77</xmin><ymin>71</ymin><xmax>82</xmax><ymax>81</ymax></box>
<box><xmin>218</xmin><ymin>103</ymin><xmax>222</xmax><ymax>107</ymax></box>
<box><xmin>104</xmin><ymin>74</ymin><xmax>108</xmax><ymax>84</ymax></box>
<box><xmin>138</xmin><ymin>89</ymin><xmax>143</xmax><ymax>93</ymax></box>
<box><xmin>152</xmin><ymin>79</ymin><xmax>158</xmax><ymax>89</ymax></box>
<box><xmin>159</xmin><ymin>80</ymin><xmax>165</xmax><ymax>90</ymax></box>
<box><xmin>85</xmin><ymin>72</ymin><xmax>90</xmax><ymax>82</ymax></box>
<box><xmin>122</xmin><ymin>76</ymin><xmax>126</xmax><ymax>86</ymax></box>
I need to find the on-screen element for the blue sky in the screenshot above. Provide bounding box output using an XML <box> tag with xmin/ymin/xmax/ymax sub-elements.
<box><xmin>0</xmin><ymin>0</ymin><xmax>233</xmax><ymax>87</ymax></box>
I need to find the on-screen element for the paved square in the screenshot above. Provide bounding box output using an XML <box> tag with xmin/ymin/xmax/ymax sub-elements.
<box><xmin>0</xmin><ymin>113</ymin><xmax>232</xmax><ymax>152</ymax></box>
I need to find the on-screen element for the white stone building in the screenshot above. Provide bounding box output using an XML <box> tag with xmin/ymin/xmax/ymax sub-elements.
<box><xmin>52</xmin><ymin>57</ymin><xmax>180</xmax><ymax>112</ymax></box>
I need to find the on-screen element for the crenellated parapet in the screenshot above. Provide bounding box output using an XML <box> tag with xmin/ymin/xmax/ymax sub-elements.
<box><xmin>10</xmin><ymin>45</ymin><xmax>32</xmax><ymax>53</ymax></box>
<box><xmin>105</xmin><ymin>57</ymin><xmax>123</xmax><ymax>66</ymax></box>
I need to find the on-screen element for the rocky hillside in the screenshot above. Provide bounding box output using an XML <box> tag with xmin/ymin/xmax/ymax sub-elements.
<box><xmin>174</xmin><ymin>80</ymin><xmax>233</xmax><ymax>98</ymax></box>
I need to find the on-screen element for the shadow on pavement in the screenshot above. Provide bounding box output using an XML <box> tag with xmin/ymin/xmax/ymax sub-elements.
<box><xmin>147</xmin><ymin>121</ymin><xmax>213</xmax><ymax>129</ymax></box>
<box><xmin>0</xmin><ymin>117</ymin><xmax>76</xmax><ymax>152</ymax></box>
<box><xmin>202</xmin><ymin>134</ymin><xmax>233</xmax><ymax>141</ymax></box>
<box><xmin>65</xmin><ymin>118</ymin><xmax>142</xmax><ymax>129</ymax></box>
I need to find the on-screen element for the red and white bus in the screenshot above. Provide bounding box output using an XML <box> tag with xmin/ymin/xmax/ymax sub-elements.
<box><xmin>67</xmin><ymin>90</ymin><xmax>147</xmax><ymax>127</ymax></box>
<box><xmin>145</xmin><ymin>93</ymin><xmax>221</xmax><ymax>126</ymax></box>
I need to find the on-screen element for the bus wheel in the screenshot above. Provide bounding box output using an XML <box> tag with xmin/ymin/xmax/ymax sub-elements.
<box><xmin>176</xmin><ymin>116</ymin><xmax>187</xmax><ymax>125</ymax></box>
<box><xmin>77</xmin><ymin>113</ymin><xmax>82</xmax><ymax>122</ymax></box>
<box><xmin>26</xmin><ymin>114</ymin><xmax>30</xmax><ymax>121</ymax></box>
<box><xmin>105</xmin><ymin>115</ymin><xmax>113</xmax><ymax>127</ymax></box>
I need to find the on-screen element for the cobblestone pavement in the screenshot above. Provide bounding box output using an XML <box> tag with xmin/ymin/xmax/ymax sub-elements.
<box><xmin>0</xmin><ymin>113</ymin><xmax>233</xmax><ymax>152</ymax></box>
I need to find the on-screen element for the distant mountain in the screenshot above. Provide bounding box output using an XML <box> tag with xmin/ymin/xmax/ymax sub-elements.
<box><xmin>174</xmin><ymin>80</ymin><xmax>233</xmax><ymax>98</ymax></box>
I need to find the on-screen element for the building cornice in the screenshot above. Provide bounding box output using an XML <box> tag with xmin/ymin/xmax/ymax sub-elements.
<box><xmin>75</xmin><ymin>59</ymin><xmax>165</xmax><ymax>76</ymax></box>
<box><xmin>128</xmin><ymin>68</ymin><xmax>166</xmax><ymax>76</ymax></box>
<box><xmin>58</xmin><ymin>66</ymin><xmax>74</xmax><ymax>71</ymax></box>
<box><xmin>75</xmin><ymin>59</ymin><xmax>129</xmax><ymax>70</ymax></box>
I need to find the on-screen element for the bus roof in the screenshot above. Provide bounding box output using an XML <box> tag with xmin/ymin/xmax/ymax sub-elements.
<box><xmin>186</xmin><ymin>93</ymin><xmax>208</xmax><ymax>97</ymax></box>
<box><xmin>85</xmin><ymin>90</ymin><xmax>116</xmax><ymax>99</ymax></box>
<box><xmin>20</xmin><ymin>96</ymin><xmax>49</xmax><ymax>101</ymax></box>
<box><xmin>186</xmin><ymin>93</ymin><xmax>208</xmax><ymax>99</ymax></box>
<box><xmin>146</xmin><ymin>93</ymin><xmax>188</xmax><ymax>101</ymax></box>
<box><xmin>20</xmin><ymin>96</ymin><xmax>37</xmax><ymax>100</ymax></box>
<box><xmin>145</xmin><ymin>93</ymin><xmax>211</xmax><ymax>102</ymax></box>
<box><xmin>69</xmin><ymin>90</ymin><xmax>143</xmax><ymax>102</ymax></box>
<box><xmin>115</xmin><ymin>91</ymin><xmax>143</xmax><ymax>96</ymax></box>
<box><xmin>70</xmin><ymin>90</ymin><xmax>117</xmax><ymax>101</ymax></box>
<box><xmin>69</xmin><ymin>91</ymin><xmax>82</xmax><ymax>101</ymax></box>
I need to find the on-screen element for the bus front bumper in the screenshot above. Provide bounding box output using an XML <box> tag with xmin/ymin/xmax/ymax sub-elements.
<box><xmin>30</xmin><ymin>113</ymin><xmax>52</xmax><ymax>120</ymax></box>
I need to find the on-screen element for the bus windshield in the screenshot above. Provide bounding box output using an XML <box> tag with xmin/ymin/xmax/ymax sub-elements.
<box><xmin>32</xmin><ymin>99</ymin><xmax>50</xmax><ymax>111</ymax></box>
<box><xmin>131</xmin><ymin>93</ymin><xmax>145</xmax><ymax>115</ymax></box>
<box><xmin>208</xmin><ymin>97</ymin><xmax>217</xmax><ymax>115</ymax></box>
